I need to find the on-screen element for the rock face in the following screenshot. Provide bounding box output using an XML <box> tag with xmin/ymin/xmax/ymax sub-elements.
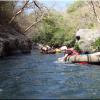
<box><xmin>75</xmin><ymin>29</ymin><xmax>100</xmax><ymax>50</ymax></box>
<box><xmin>0</xmin><ymin>24</ymin><xmax>32</xmax><ymax>57</ymax></box>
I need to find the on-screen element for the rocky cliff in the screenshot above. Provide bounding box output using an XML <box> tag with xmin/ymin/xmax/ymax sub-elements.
<box><xmin>0</xmin><ymin>24</ymin><xmax>32</xmax><ymax>57</ymax></box>
<box><xmin>0</xmin><ymin>1</ymin><xmax>33</xmax><ymax>57</ymax></box>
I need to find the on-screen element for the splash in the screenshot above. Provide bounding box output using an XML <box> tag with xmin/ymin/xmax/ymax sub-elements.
<box><xmin>54</xmin><ymin>56</ymin><xmax>72</xmax><ymax>64</ymax></box>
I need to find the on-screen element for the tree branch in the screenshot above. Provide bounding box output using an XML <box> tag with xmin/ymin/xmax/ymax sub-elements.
<box><xmin>33</xmin><ymin>0</ymin><xmax>41</xmax><ymax>10</ymax></box>
<box><xmin>9</xmin><ymin>0</ymin><xmax>29</xmax><ymax>24</ymax></box>
<box><xmin>23</xmin><ymin>12</ymin><xmax>45</xmax><ymax>33</ymax></box>
<box><xmin>23</xmin><ymin>0</ymin><xmax>48</xmax><ymax>33</ymax></box>
<box><xmin>90</xmin><ymin>1</ymin><xmax>100</xmax><ymax>24</ymax></box>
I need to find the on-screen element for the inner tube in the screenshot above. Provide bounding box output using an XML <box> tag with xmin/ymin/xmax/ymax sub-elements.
<box><xmin>77</xmin><ymin>62</ymin><xmax>88</xmax><ymax>65</ymax></box>
<box><xmin>64</xmin><ymin>49</ymin><xmax>89</xmax><ymax>65</ymax></box>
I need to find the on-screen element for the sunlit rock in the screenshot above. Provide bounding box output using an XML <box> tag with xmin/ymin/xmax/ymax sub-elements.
<box><xmin>76</xmin><ymin>29</ymin><xmax>100</xmax><ymax>50</ymax></box>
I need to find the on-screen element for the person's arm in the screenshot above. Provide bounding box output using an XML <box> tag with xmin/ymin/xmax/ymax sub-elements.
<box><xmin>64</xmin><ymin>54</ymin><xmax>68</xmax><ymax>61</ymax></box>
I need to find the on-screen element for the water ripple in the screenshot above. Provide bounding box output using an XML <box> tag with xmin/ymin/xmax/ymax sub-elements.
<box><xmin>0</xmin><ymin>50</ymin><xmax>100</xmax><ymax>99</ymax></box>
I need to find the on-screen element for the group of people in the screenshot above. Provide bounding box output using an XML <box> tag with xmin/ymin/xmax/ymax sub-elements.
<box><xmin>40</xmin><ymin>45</ymin><xmax>90</xmax><ymax>62</ymax></box>
<box><xmin>60</xmin><ymin>46</ymin><xmax>90</xmax><ymax>62</ymax></box>
<box><xmin>40</xmin><ymin>45</ymin><xmax>55</xmax><ymax>54</ymax></box>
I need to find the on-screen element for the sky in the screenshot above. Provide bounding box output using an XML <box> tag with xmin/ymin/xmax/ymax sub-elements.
<box><xmin>17</xmin><ymin>0</ymin><xmax>75</xmax><ymax>14</ymax></box>
<box><xmin>40</xmin><ymin>0</ymin><xmax>75</xmax><ymax>11</ymax></box>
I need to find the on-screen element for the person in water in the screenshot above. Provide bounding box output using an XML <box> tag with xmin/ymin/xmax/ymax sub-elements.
<box><xmin>64</xmin><ymin>49</ymin><xmax>79</xmax><ymax>62</ymax></box>
<box><xmin>64</xmin><ymin>48</ymin><xmax>88</xmax><ymax>64</ymax></box>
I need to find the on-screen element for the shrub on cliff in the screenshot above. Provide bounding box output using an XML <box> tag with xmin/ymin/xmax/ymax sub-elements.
<box><xmin>92</xmin><ymin>38</ymin><xmax>100</xmax><ymax>51</ymax></box>
<box><xmin>0</xmin><ymin>1</ymin><xmax>16</xmax><ymax>23</ymax></box>
<box><xmin>0</xmin><ymin>1</ymin><xmax>24</xmax><ymax>33</ymax></box>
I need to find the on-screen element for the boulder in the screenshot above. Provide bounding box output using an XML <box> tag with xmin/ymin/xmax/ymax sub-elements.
<box><xmin>18</xmin><ymin>38</ymin><xmax>32</xmax><ymax>53</ymax></box>
<box><xmin>76</xmin><ymin>29</ymin><xmax>100</xmax><ymax>50</ymax></box>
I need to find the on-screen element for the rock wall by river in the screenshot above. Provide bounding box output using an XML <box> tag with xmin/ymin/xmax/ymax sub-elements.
<box><xmin>0</xmin><ymin>24</ymin><xmax>32</xmax><ymax>57</ymax></box>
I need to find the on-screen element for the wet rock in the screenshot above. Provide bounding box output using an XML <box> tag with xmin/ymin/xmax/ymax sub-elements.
<box><xmin>0</xmin><ymin>42</ymin><xmax>4</xmax><ymax>56</ymax></box>
<box><xmin>18</xmin><ymin>38</ymin><xmax>32</xmax><ymax>54</ymax></box>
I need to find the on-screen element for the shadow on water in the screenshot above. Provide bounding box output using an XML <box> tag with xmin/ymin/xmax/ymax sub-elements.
<box><xmin>0</xmin><ymin>50</ymin><xmax>100</xmax><ymax>99</ymax></box>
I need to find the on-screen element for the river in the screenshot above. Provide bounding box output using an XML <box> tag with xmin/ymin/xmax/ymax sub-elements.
<box><xmin>0</xmin><ymin>50</ymin><xmax>100</xmax><ymax>99</ymax></box>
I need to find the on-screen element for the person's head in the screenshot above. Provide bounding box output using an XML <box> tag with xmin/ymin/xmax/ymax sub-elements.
<box><xmin>66</xmin><ymin>50</ymin><xmax>73</xmax><ymax>55</ymax></box>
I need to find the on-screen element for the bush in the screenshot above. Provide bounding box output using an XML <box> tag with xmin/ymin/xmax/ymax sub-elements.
<box><xmin>0</xmin><ymin>1</ymin><xmax>15</xmax><ymax>23</ymax></box>
<box><xmin>0</xmin><ymin>1</ymin><xmax>24</xmax><ymax>33</ymax></box>
<box><xmin>74</xmin><ymin>42</ymin><xmax>81</xmax><ymax>52</ymax></box>
<box><xmin>92</xmin><ymin>38</ymin><xmax>100</xmax><ymax>51</ymax></box>
<box><xmin>32</xmin><ymin>8</ymin><xmax>78</xmax><ymax>47</ymax></box>
<box><xmin>49</xmin><ymin>32</ymin><xmax>65</xmax><ymax>47</ymax></box>
<box><xmin>67</xmin><ymin>0</ymin><xmax>85</xmax><ymax>13</ymax></box>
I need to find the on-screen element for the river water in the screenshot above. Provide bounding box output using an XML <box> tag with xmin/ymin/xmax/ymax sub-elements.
<box><xmin>0</xmin><ymin>50</ymin><xmax>100</xmax><ymax>99</ymax></box>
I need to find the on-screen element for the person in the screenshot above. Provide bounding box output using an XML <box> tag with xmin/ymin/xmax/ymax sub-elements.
<box><xmin>41</xmin><ymin>46</ymin><xmax>48</xmax><ymax>54</ymax></box>
<box><xmin>64</xmin><ymin>49</ymin><xmax>79</xmax><ymax>62</ymax></box>
<box><xmin>60</xmin><ymin>46</ymin><xmax>67</xmax><ymax>51</ymax></box>
<box><xmin>64</xmin><ymin>49</ymin><xmax>89</xmax><ymax>64</ymax></box>
<box><xmin>46</xmin><ymin>45</ymin><xmax>51</xmax><ymax>50</ymax></box>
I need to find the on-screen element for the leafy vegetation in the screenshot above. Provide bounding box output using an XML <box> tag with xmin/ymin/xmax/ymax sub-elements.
<box><xmin>74</xmin><ymin>42</ymin><xmax>81</xmax><ymax>52</ymax></box>
<box><xmin>67</xmin><ymin>0</ymin><xmax>85</xmax><ymax>13</ymax></box>
<box><xmin>92</xmin><ymin>38</ymin><xmax>100</xmax><ymax>51</ymax></box>
<box><xmin>0</xmin><ymin>1</ymin><xmax>25</xmax><ymax>33</ymax></box>
<box><xmin>32</xmin><ymin>10</ymin><xmax>76</xmax><ymax>47</ymax></box>
<box><xmin>0</xmin><ymin>1</ymin><xmax>15</xmax><ymax>23</ymax></box>
<box><xmin>32</xmin><ymin>0</ymin><xmax>99</xmax><ymax>48</ymax></box>
<box><xmin>1</xmin><ymin>0</ymin><xmax>100</xmax><ymax>50</ymax></box>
